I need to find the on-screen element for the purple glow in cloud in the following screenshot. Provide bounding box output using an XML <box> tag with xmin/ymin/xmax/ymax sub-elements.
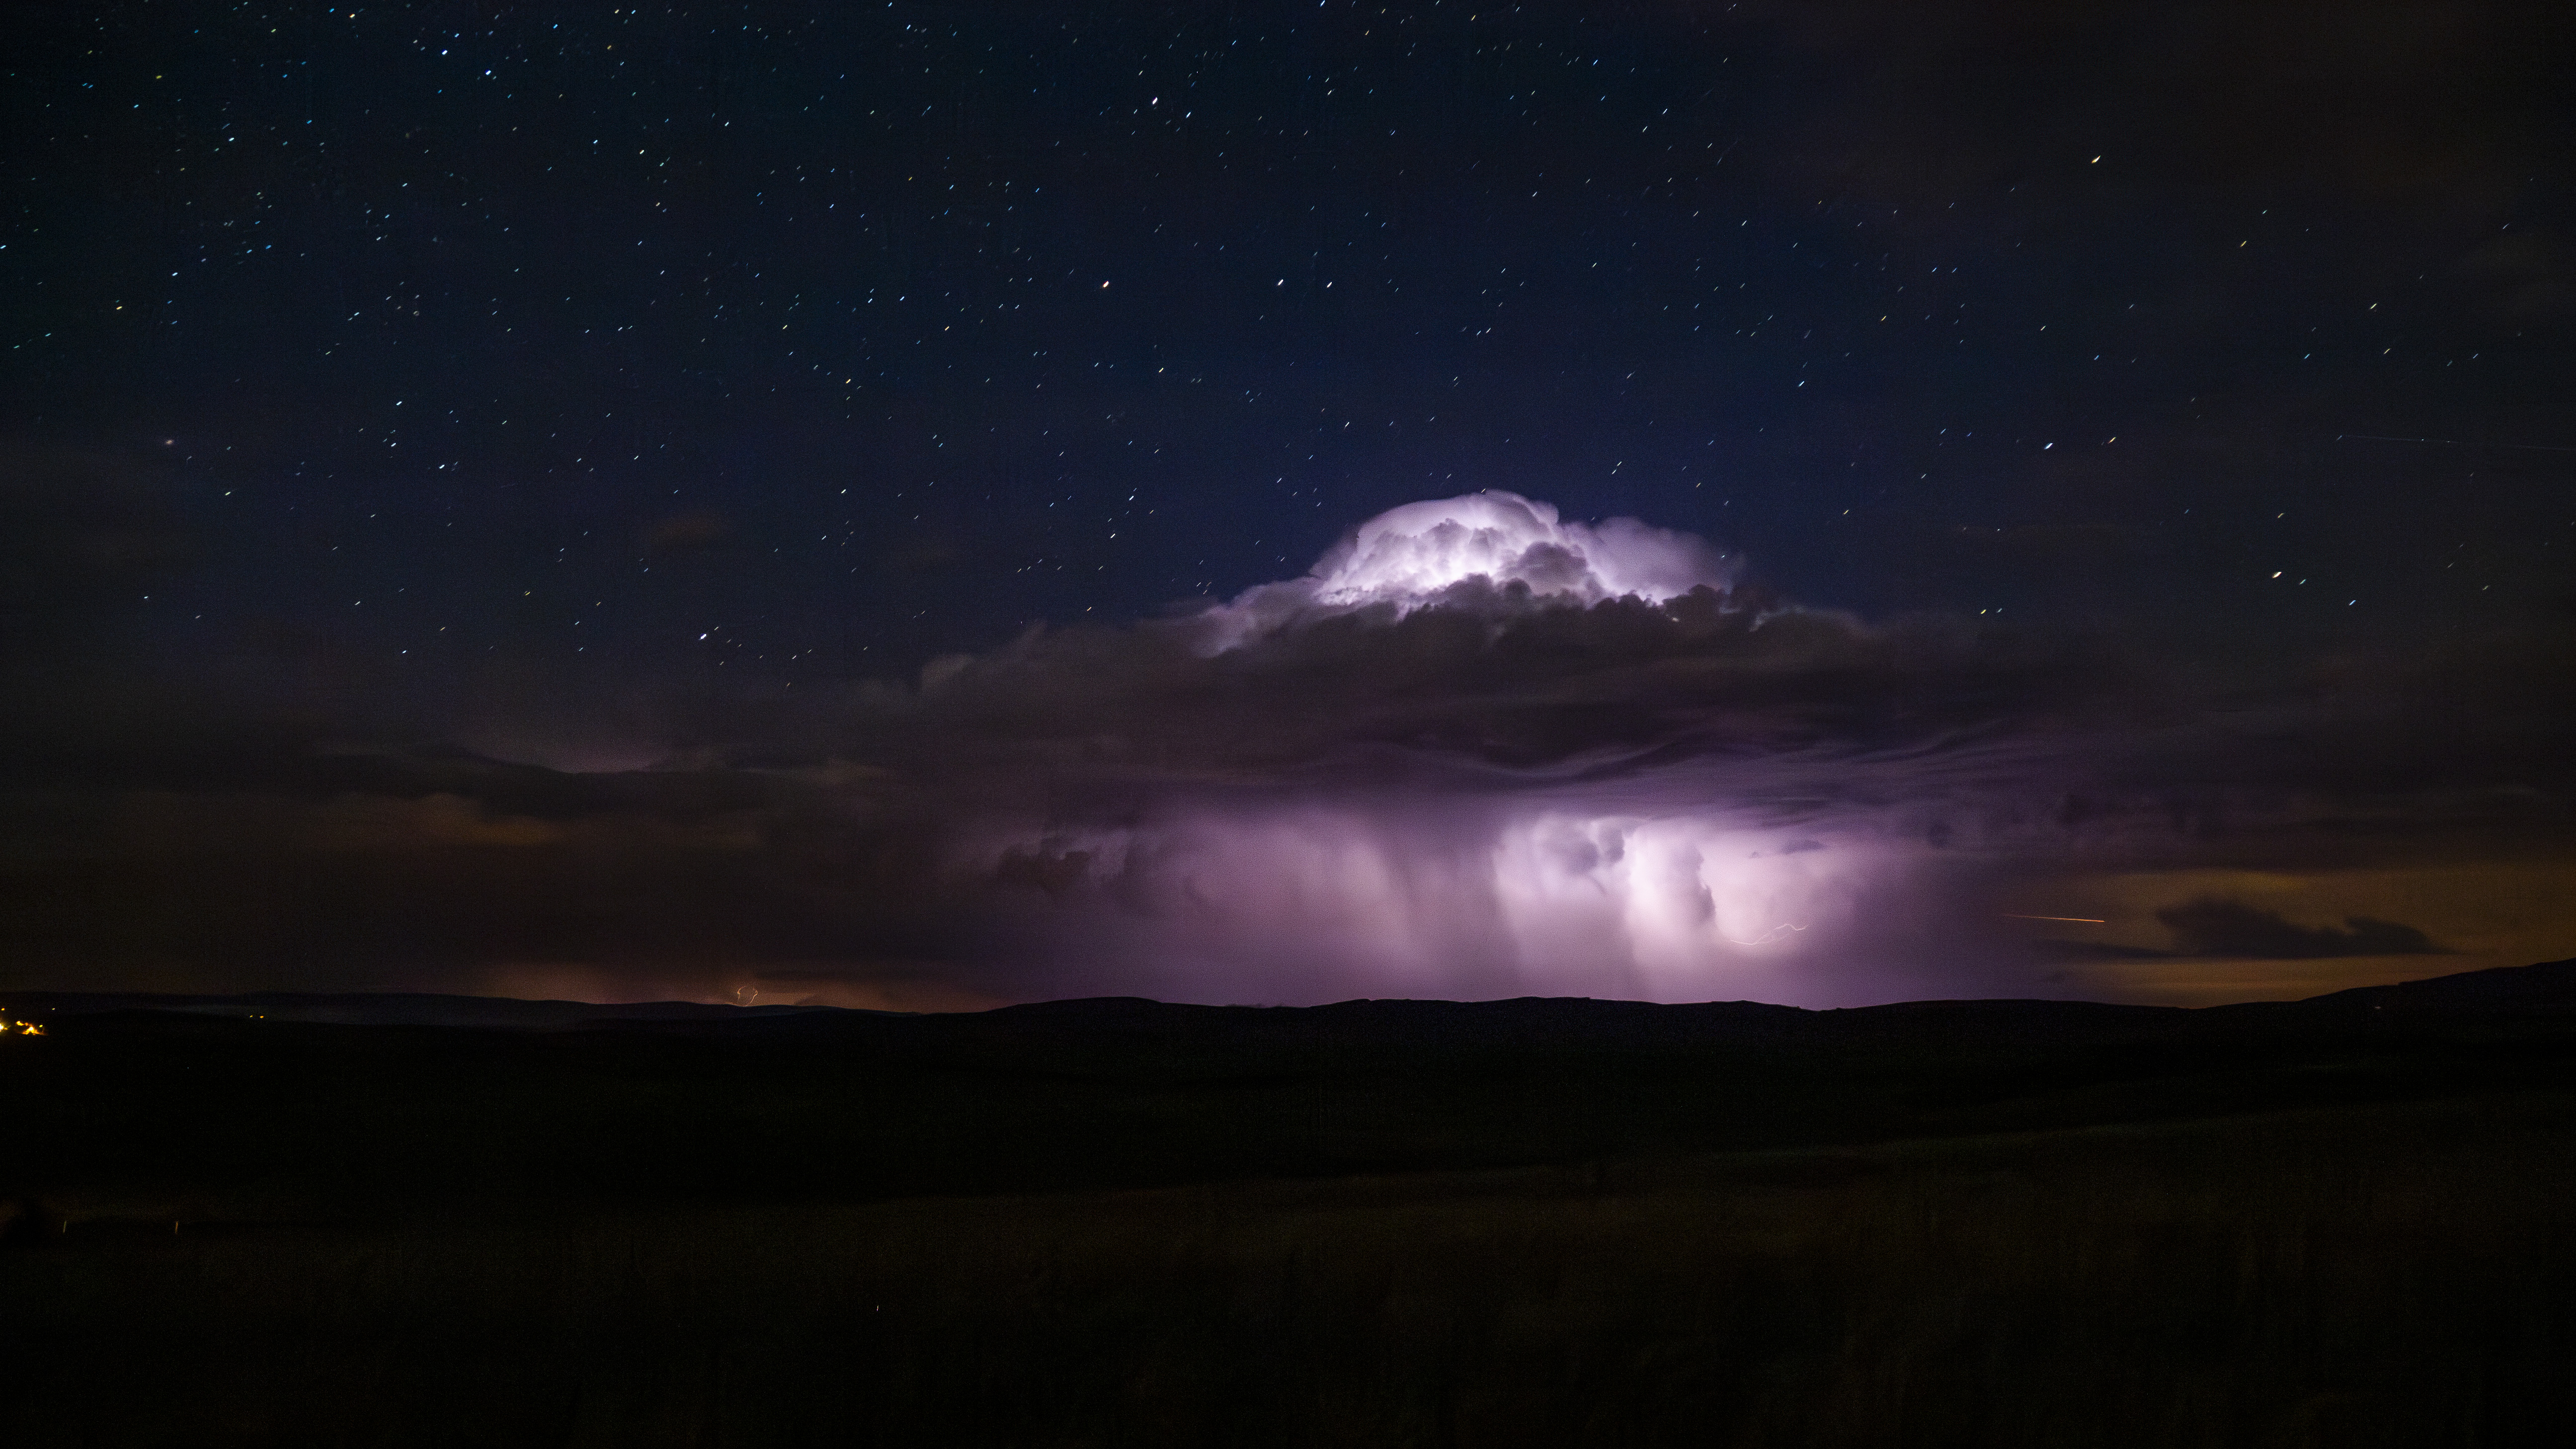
<box><xmin>962</xmin><ymin>803</ymin><xmax>1942</xmax><ymax>1008</ymax></box>
<box><xmin>943</xmin><ymin>493</ymin><xmax>1976</xmax><ymax>1007</ymax></box>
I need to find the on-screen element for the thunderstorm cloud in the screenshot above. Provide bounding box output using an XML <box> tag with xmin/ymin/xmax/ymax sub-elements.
<box><xmin>1</xmin><ymin>490</ymin><xmax>2569</xmax><ymax>1009</ymax></box>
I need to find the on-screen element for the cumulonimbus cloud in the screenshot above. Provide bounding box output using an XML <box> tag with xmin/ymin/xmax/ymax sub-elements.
<box><xmin>892</xmin><ymin>492</ymin><xmax>2081</xmax><ymax>1006</ymax></box>
<box><xmin>10</xmin><ymin>488</ymin><xmax>2567</xmax><ymax>1010</ymax></box>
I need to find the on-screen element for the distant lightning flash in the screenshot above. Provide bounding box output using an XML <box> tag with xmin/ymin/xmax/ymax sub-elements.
<box><xmin>1725</xmin><ymin>922</ymin><xmax>1811</xmax><ymax>946</ymax></box>
<box><xmin>2000</xmin><ymin>913</ymin><xmax>2106</xmax><ymax>923</ymax></box>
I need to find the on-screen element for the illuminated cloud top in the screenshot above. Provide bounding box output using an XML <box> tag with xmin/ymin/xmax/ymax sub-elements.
<box><xmin>1314</xmin><ymin>490</ymin><xmax>1731</xmax><ymax>609</ymax></box>
<box><xmin>1193</xmin><ymin>490</ymin><xmax>1736</xmax><ymax>649</ymax></box>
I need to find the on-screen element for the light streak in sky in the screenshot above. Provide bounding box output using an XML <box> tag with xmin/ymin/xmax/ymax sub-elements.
<box><xmin>2000</xmin><ymin>914</ymin><xmax>2107</xmax><ymax>923</ymax></box>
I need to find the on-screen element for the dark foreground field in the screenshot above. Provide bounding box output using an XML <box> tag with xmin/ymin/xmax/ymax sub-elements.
<box><xmin>6</xmin><ymin>963</ymin><xmax>2576</xmax><ymax>1447</ymax></box>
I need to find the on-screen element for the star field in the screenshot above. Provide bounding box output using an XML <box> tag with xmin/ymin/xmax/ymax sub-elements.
<box><xmin>10</xmin><ymin>0</ymin><xmax>2567</xmax><ymax>703</ymax></box>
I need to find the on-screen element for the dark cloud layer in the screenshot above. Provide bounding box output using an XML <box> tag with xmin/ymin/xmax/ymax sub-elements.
<box><xmin>3</xmin><ymin>487</ymin><xmax>2568</xmax><ymax>1006</ymax></box>
<box><xmin>2156</xmin><ymin>898</ymin><xmax>2442</xmax><ymax>961</ymax></box>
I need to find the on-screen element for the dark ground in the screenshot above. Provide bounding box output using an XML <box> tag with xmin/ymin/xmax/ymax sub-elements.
<box><xmin>5</xmin><ymin>961</ymin><xmax>2576</xmax><ymax>1446</ymax></box>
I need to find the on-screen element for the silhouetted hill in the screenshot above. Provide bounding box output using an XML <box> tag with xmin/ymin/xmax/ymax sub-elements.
<box><xmin>0</xmin><ymin>954</ymin><xmax>2569</xmax><ymax>1212</ymax></box>
<box><xmin>16</xmin><ymin>954</ymin><xmax>2573</xmax><ymax>1053</ymax></box>
<box><xmin>0</xmin><ymin>989</ymin><xmax>847</xmax><ymax>1030</ymax></box>
<box><xmin>2294</xmin><ymin>956</ymin><xmax>2576</xmax><ymax>1011</ymax></box>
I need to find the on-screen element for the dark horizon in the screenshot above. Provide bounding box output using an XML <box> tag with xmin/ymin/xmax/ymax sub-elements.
<box><xmin>11</xmin><ymin>952</ymin><xmax>2574</xmax><ymax>1034</ymax></box>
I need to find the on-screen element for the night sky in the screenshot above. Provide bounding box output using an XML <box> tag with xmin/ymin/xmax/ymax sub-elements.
<box><xmin>7</xmin><ymin>1</ymin><xmax>2573</xmax><ymax>1010</ymax></box>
